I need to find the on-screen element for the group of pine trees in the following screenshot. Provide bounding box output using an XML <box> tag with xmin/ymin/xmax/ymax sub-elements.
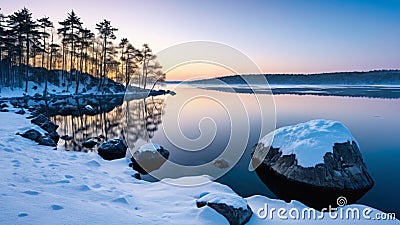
<box><xmin>0</xmin><ymin>7</ymin><xmax>165</xmax><ymax>94</ymax></box>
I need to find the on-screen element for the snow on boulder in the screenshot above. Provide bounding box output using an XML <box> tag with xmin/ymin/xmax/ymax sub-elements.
<box><xmin>129</xmin><ymin>143</ymin><xmax>170</xmax><ymax>175</ymax></box>
<box><xmin>251</xmin><ymin>119</ymin><xmax>374</xmax><ymax>210</ymax></box>
<box><xmin>97</xmin><ymin>138</ymin><xmax>127</xmax><ymax>160</ymax></box>
<box><xmin>196</xmin><ymin>192</ymin><xmax>253</xmax><ymax>225</ymax></box>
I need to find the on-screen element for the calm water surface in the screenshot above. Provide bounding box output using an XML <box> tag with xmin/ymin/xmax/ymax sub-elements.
<box><xmin>52</xmin><ymin>85</ymin><xmax>400</xmax><ymax>216</ymax></box>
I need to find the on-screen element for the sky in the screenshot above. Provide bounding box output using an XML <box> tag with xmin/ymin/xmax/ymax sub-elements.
<box><xmin>1</xmin><ymin>0</ymin><xmax>400</xmax><ymax>80</ymax></box>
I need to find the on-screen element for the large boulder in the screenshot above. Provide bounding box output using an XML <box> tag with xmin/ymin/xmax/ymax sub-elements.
<box><xmin>251</xmin><ymin>119</ymin><xmax>374</xmax><ymax>210</ymax></box>
<box><xmin>97</xmin><ymin>139</ymin><xmax>127</xmax><ymax>160</ymax></box>
<box><xmin>196</xmin><ymin>192</ymin><xmax>253</xmax><ymax>225</ymax></box>
<box><xmin>129</xmin><ymin>143</ymin><xmax>169</xmax><ymax>175</ymax></box>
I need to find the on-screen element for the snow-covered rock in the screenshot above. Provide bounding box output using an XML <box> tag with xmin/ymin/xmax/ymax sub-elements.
<box><xmin>196</xmin><ymin>192</ymin><xmax>253</xmax><ymax>225</ymax></box>
<box><xmin>129</xmin><ymin>143</ymin><xmax>170</xmax><ymax>175</ymax></box>
<box><xmin>258</xmin><ymin>119</ymin><xmax>356</xmax><ymax>167</ymax></box>
<box><xmin>97</xmin><ymin>138</ymin><xmax>127</xmax><ymax>160</ymax></box>
<box><xmin>252</xmin><ymin>119</ymin><xmax>374</xmax><ymax>209</ymax></box>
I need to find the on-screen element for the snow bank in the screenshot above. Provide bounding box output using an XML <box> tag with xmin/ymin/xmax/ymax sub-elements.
<box><xmin>260</xmin><ymin>119</ymin><xmax>356</xmax><ymax>167</ymax></box>
<box><xmin>198</xmin><ymin>192</ymin><xmax>249</xmax><ymax>210</ymax></box>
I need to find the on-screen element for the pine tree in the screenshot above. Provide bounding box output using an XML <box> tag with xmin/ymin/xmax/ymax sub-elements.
<box><xmin>8</xmin><ymin>7</ymin><xmax>39</xmax><ymax>92</ymax></box>
<box><xmin>96</xmin><ymin>19</ymin><xmax>118</xmax><ymax>89</ymax></box>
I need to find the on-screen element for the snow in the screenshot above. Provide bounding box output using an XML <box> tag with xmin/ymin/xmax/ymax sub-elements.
<box><xmin>0</xmin><ymin>110</ymin><xmax>397</xmax><ymax>224</ymax></box>
<box><xmin>260</xmin><ymin>119</ymin><xmax>356</xmax><ymax>167</ymax></box>
<box><xmin>198</xmin><ymin>192</ymin><xmax>249</xmax><ymax>210</ymax></box>
<box><xmin>136</xmin><ymin>143</ymin><xmax>162</xmax><ymax>153</ymax></box>
<box><xmin>0</xmin><ymin>78</ymin><xmax>123</xmax><ymax>98</ymax></box>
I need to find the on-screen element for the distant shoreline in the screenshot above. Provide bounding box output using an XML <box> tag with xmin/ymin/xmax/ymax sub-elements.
<box><xmin>168</xmin><ymin>70</ymin><xmax>400</xmax><ymax>85</ymax></box>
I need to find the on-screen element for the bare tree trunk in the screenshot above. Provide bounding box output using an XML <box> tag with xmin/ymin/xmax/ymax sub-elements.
<box><xmin>25</xmin><ymin>35</ymin><xmax>30</xmax><ymax>92</ymax></box>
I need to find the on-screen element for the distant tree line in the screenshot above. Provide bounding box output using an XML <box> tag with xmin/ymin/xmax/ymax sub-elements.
<box><xmin>0</xmin><ymin>7</ymin><xmax>165</xmax><ymax>94</ymax></box>
<box><xmin>191</xmin><ymin>70</ymin><xmax>400</xmax><ymax>85</ymax></box>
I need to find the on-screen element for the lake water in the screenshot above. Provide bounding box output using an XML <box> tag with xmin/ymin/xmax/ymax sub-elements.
<box><xmin>52</xmin><ymin>84</ymin><xmax>400</xmax><ymax>216</ymax></box>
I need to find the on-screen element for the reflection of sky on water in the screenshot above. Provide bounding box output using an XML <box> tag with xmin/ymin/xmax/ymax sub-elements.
<box><xmin>155</xmin><ymin>88</ymin><xmax>400</xmax><ymax>215</ymax></box>
<box><xmin>53</xmin><ymin>85</ymin><xmax>400</xmax><ymax>215</ymax></box>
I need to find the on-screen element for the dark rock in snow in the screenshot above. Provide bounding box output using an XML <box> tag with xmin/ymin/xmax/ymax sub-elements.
<box><xmin>98</xmin><ymin>134</ymin><xmax>105</xmax><ymax>140</ymax></box>
<box><xmin>60</xmin><ymin>135</ymin><xmax>73</xmax><ymax>141</ymax></box>
<box><xmin>40</xmin><ymin>120</ymin><xmax>59</xmax><ymax>133</ymax></box>
<box><xmin>0</xmin><ymin>103</ymin><xmax>8</xmax><ymax>108</ymax></box>
<box><xmin>15</xmin><ymin>109</ymin><xmax>26</xmax><ymax>115</ymax></box>
<box><xmin>39</xmin><ymin>136</ymin><xmax>57</xmax><ymax>147</ymax></box>
<box><xmin>196</xmin><ymin>192</ymin><xmax>253</xmax><ymax>225</ymax></box>
<box><xmin>31</xmin><ymin>114</ymin><xmax>49</xmax><ymax>126</ymax></box>
<box><xmin>132</xmin><ymin>173</ymin><xmax>141</xmax><ymax>180</ymax></box>
<box><xmin>252</xmin><ymin>120</ymin><xmax>374</xmax><ymax>210</ymax></box>
<box><xmin>1</xmin><ymin>108</ymin><xmax>9</xmax><ymax>112</ymax></box>
<box><xmin>17</xmin><ymin>129</ymin><xmax>42</xmax><ymax>142</ymax></box>
<box><xmin>32</xmin><ymin>85</ymin><xmax>38</xmax><ymax>90</ymax></box>
<box><xmin>129</xmin><ymin>143</ymin><xmax>170</xmax><ymax>175</ymax></box>
<box><xmin>31</xmin><ymin>114</ymin><xmax>59</xmax><ymax>133</ymax></box>
<box><xmin>97</xmin><ymin>138</ymin><xmax>127</xmax><ymax>160</ymax></box>
<box><xmin>82</xmin><ymin>139</ymin><xmax>97</xmax><ymax>148</ymax></box>
<box><xmin>47</xmin><ymin>131</ymin><xmax>60</xmax><ymax>144</ymax></box>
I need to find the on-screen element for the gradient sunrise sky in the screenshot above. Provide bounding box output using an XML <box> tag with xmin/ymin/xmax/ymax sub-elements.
<box><xmin>2</xmin><ymin>0</ymin><xmax>400</xmax><ymax>80</ymax></box>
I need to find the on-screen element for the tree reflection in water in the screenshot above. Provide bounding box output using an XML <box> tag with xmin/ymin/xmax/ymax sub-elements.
<box><xmin>52</xmin><ymin>96</ymin><xmax>164</xmax><ymax>152</ymax></box>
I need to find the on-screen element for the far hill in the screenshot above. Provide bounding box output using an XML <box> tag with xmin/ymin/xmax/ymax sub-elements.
<box><xmin>189</xmin><ymin>70</ymin><xmax>400</xmax><ymax>85</ymax></box>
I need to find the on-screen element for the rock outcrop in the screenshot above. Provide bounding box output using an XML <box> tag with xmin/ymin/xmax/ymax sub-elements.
<box><xmin>31</xmin><ymin>114</ymin><xmax>59</xmax><ymax>133</ymax></box>
<box><xmin>252</xmin><ymin>119</ymin><xmax>374</xmax><ymax>209</ymax></box>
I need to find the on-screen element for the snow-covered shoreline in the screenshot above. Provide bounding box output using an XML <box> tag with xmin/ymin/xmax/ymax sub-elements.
<box><xmin>0</xmin><ymin>109</ymin><xmax>398</xmax><ymax>224</ymax></box>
